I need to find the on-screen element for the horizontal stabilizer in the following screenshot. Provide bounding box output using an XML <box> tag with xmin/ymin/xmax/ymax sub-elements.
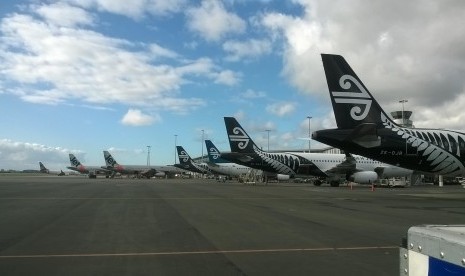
<box><xmin>346</xmin><ymin>123</ymin><xmax>381</xmax><ymax>148</ymax></box>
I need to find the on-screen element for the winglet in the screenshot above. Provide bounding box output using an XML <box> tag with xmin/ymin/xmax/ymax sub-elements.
<box><xmin>321</xmin><ymin>54</ymin><xmax>395</xmax><ymax>129</ymax></box>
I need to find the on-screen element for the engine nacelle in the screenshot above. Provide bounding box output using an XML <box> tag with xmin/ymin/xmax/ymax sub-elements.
<box><xmin>348</xmin><ymin>171</ymin><xmax>378</xmax><ymax>184</ymax></box>
<box><xmin>277</xmin><ymin>174</ymin><xmax>290</xmax><ymax>181</ymax></box>
<box><xmin>154</xmin><ymin>171</ymin><xmax>166</xmax><ymax>177</ymax></box>
<box><xmin>378</xmin><ymin>166</ymin><xmax>412</xmax><ymax>178</ymax></box>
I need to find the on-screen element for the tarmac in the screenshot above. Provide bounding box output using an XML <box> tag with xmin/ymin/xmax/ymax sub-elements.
<box><xmin>1</xmin><ymin>175</ymin><xmax>465</xmax><ymax>275</ymax></box>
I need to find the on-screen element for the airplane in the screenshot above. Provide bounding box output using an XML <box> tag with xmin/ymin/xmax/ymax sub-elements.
<box><xmin>221</xmin><ymin>117</ymin><xmax>412</xmax><ymax>186</ymax></box>
<box><xmin>204</xmin><ymin>139</ymin><xmax>251</xmax><ymax>177</ymax></box>
<box><xmin>102</xmin><ymin>150</ymin><xmax>183</xmax><ymax>178</ymax></box>
<box><xmin>39</xmin><ymin>162</ymin><xmax>65</xmax><ymax>176</ymax></box>
<box><xmin>174</xmin><ymin>146</ymin><xmax>212</xmax><ymax>175</ymax></box>
<box><xmin>66</xmin><ymin>154</ymin><xmax>110</xmax><ymax>178</ymax></box>
<box><xmin>312</xmin><ymin>54</ymin><xmax>465</xmax><ymax>177</ymax></box>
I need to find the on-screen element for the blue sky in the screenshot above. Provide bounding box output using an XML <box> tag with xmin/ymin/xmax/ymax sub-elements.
<box><xmin>1</xmin><ymin>0</ymin><xmax>465</xmax><ymax>171</ymax></box>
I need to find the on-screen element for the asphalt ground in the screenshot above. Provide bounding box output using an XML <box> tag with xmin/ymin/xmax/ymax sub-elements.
<box><xmin>0</xmin><ymin>175</ymin><xmax>465</xmax><ymax>275</ymax></box>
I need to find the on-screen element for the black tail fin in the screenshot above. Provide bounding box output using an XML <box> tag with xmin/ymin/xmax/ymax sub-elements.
<box><xmin>205</xmin><ymin>140</ymin><xmax>228</xmax><ymax>163</ymax></box>
<box><xmin>176</xmin><ymin>146</ymin><xmax>192</xmax><ymax>165</ymax></box>
<box><xmin>224</xmin><ymin>117</ymin><xmax>258</xmax><ymax>153</ymax></box>
<box><xmin>321</xmin><ymin>54</ymin><xmax>395</xmax><ymax>129</ymax></box>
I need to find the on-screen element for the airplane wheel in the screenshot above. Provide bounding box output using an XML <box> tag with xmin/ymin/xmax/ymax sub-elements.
<box><xmin>313</xmin><ymin>180</ymin><xmax>322</xmax><ymax>186</ymax></box>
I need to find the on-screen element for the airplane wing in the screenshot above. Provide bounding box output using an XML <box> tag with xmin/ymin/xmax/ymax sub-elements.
<box><xmin>325</xmin><ymin>153</ymin><xmax>357</xmax><ymax>175</ymax></box>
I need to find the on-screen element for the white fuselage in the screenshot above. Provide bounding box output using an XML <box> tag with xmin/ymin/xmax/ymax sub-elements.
<box><xmin>207</xmin><ymin>162</ymin><xmax>251</xmax><ymax>176</ymax></box>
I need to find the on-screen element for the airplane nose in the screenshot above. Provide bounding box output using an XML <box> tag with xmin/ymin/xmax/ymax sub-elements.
<box><xmin>311</xmin><ymin>131</ymin><xmax>318</xmax><ymax>139</ymax></box>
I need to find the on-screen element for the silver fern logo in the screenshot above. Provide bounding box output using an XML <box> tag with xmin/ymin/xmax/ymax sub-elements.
<box><xmin>229</xmin><ymin>127</ymin><xmax>249</xmax><ymax>149</ymax></box>
<box><xmin>209</xmin><ymin>147</ymin><xmax>220</xmax><ymax>159</ymax></box>
<box><xmin>332</xmin><ymin>74</ymin><xmax>372</xmax><ymax>121</ymax></box>
<box><xmin>179</xmin><ymin>151</ymin><xmax>189</xmax><ymax>162</ymax></box>
<box><xmin>252</xmin><ymin>145</ymin><xmax>298</xmax><ymax>175</ymax></box>
<box><xmin>380</xmin><ymin>113</ymin><xmax>465</xmax><ymax>176</ymax></box>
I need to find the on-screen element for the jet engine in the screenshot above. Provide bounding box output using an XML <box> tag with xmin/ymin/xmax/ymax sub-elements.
<box><xmin>347</xmin><ymin>171</ymin><xmax>378</xmax><ymax>184</ymax></box>
<box><xmin>277</xmin><ymin>174</ymin><xmax>290</xmax><ymax>181</ymax></box>
<box><xmin>154</xmin><ymin>171</ymin><xmax>166</xmax><ymax>177</ymax></box>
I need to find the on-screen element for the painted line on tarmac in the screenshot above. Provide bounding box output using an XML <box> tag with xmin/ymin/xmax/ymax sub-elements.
<box><xmin>0</xmin><ymin>197</ymin><xmax>322</xmax><ymax>200</ymax></box>
<box><xmin>0</xmin><ymin>246</ymin><xmax>397</xmax><ymax>259</ymax></box>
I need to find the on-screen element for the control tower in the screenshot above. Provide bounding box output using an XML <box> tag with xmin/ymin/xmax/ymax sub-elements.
<box><xmin>390</xmin><ymin>110</ymin><xmax>414</xmax><ymax>128</ymax></box>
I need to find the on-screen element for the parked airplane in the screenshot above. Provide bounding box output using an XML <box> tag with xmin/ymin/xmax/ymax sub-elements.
<box><xmin>174</xmin><ymin>146</ymin><xmax>212</xmax><ymax>175</ymax></box>
<box><xmin>205</xmin><ymin>139</ymin><xmax>251</xmax><ymax>177</ymax></box>
<box><xmin>67</xmin><ymin>154</ymin><xmax>109</xmax><ymax>178</ymax></box>
<box><xmin>312</xmin><ymin>54</ymin><xmax>465</xmax><ymax>177</ymax></box>
<box><xmin>39</xmin><ymin>162</ymin><xmax>65</xmax><ymax>176</ymax></box>
<box><xmin>102</xmin><ymin>151</ymin><xmax>182</xmax><ymax>178</ymax></box>
<box><xmin>222</xmin><ymin>117</ymin><xmax>412</xmax><ymax>186</ymax></box>
<box><xmin>206</xmin><ymin>139</ymin><xmax>291</xmax><ymax>181</ymax></box>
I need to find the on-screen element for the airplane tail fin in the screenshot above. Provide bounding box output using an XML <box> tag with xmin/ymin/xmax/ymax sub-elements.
<box><xmin>103</xmin><ymin>151</ymin><xmax>118</xmax><ymax>167</ymax></box>
<box><xmin>39</xmin><ymin>162</ymin><xmax>49</xmax><ymax>173</ymax></box>
<box><xmin>224</xmin><ymin>117</ymin><xmax>258</xmax><ymax>153</ymax></box>
<box><xmin>69</xmin><ymin>154</ymin><xmax>82</xmax><ymax>168</ymax></box>
<box><xmin>205</xmin><ymin>140</ymin><xmax>227</xmax><ymax>164</ymax></box>
<box><xmin>176</xmin><ymin>146</ymin><xmax>193</xmax><ymax>165</ymax></box>
<box><xmin>321</xmin><ymin>54</ymin><xmax>395</xmax><ymax>129</ymax></box>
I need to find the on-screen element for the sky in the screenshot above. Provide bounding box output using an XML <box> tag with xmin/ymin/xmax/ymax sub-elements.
<box><xmin>1</xmin><ymin>0</ymin><xmax>465</xmax><ymax>171</ymax></box>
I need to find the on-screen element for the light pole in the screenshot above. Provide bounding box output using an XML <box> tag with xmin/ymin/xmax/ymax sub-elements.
<box><xmin>307</xmin><ymin>116</ymin><xmax>312</xmax><ymax>153</ymax></box>
<box><xmin>146</xmin><ymin>145</ymin><xmax>151</xmax><ymax>167</ymax></box>
<box><xmin>201</xmin><ymin>129</ymin><xmax>204</xmax><ymax>162</ymax></box>
<box><xmin>399</xmin><ymin>100</ymin><xmax>408</xmax><ymax>126</ymax></box>
<box><xmin>265</xmin><ymin>129</ymin><xmax>271</xmax><ymax>151</ymax></box>
<box><xmin>174</xmin><ymin>134</ymin><xmax>177</xmax><ymax>164</ymax></box>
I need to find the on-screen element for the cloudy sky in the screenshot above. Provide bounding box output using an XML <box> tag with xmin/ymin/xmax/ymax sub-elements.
<box><xmin>1</xmin><ymin>0</ymin><xmax>465</xmax><ymax>171</ymax></box>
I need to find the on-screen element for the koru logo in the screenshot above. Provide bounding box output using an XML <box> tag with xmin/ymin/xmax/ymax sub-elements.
<box><xmin>229</xmin><ymin>127</ymin><xmax>249</xmax><ymax>150</ymax></box>
<box><xmin>331</xmin><ymin>74</ymin><xmax>372</xmax><ymax>121</ymax></box>
<box><xmin>179</xmin><ymin>151</ymin><xmax>189</xmax><ymax>162</ymax></box>
<box><xmin>209</xmin><ymin>147</ymin><xmax>220</xmax><ymax>159</ymax></box>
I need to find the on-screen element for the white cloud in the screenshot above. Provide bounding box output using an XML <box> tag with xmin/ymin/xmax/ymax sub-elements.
<box><xmin>233</xmin><ymin>110</ymin><xmax>246</xmax><ymax>121</ymax></box>
<box><xmin>149</xmin><ymin>43</ymin><xmax>178</xmax><ymax>59</ymax></box>
<box><xmin>0</xmin><ymin>139</ymin><xmax>81</xmax><ymax>171</ymax></box>
<box><xmin>35</xmin><ymin>2</ymin><xmax>95</xmax><ymax>27</ymax></box>
<box><xmin>259</xmin><ymin>0</ymin><xmax>465</xmax><ymax>127</ymax></box>
<box><xmin>150</xmin><ymin>97</ymin><xmax>206</xmax><ymax>114</ymax></box>
<box><xmin>213</xmin><ymin>70</ymin><xmax>241</xmax><ymax>86</ymax></box>
<box><xmin>0</xmin><ymin>4</ymin><xmax>235</xmax><ymax>113</ymax></box>
<box><xmin>223</xmin><ymin>39</ymin><xmax>272</xmax><ymax>61</ymax></box>
<box><xmin>241</xmin><ymin>89</ymin><xmax>266</xmax><ymax>99</ymax></box>
<box><xmin>186</xmin><ymin>0</ymin><xmax>246</xmax><ymax>42</ymax></box>
<box><xmin>66</xmin><ymin>0</ymin><xmax>187</xmax><ymax>18</ymax></box>
<box><xmin>121</xmin><ymin>109</ymin><xmax>160</xmax><ymax>126</ymax></box>
<box><xmin>266</xmin><ymin>102</ymin><xmax>296</xmax><ymax>116</ymax></box>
